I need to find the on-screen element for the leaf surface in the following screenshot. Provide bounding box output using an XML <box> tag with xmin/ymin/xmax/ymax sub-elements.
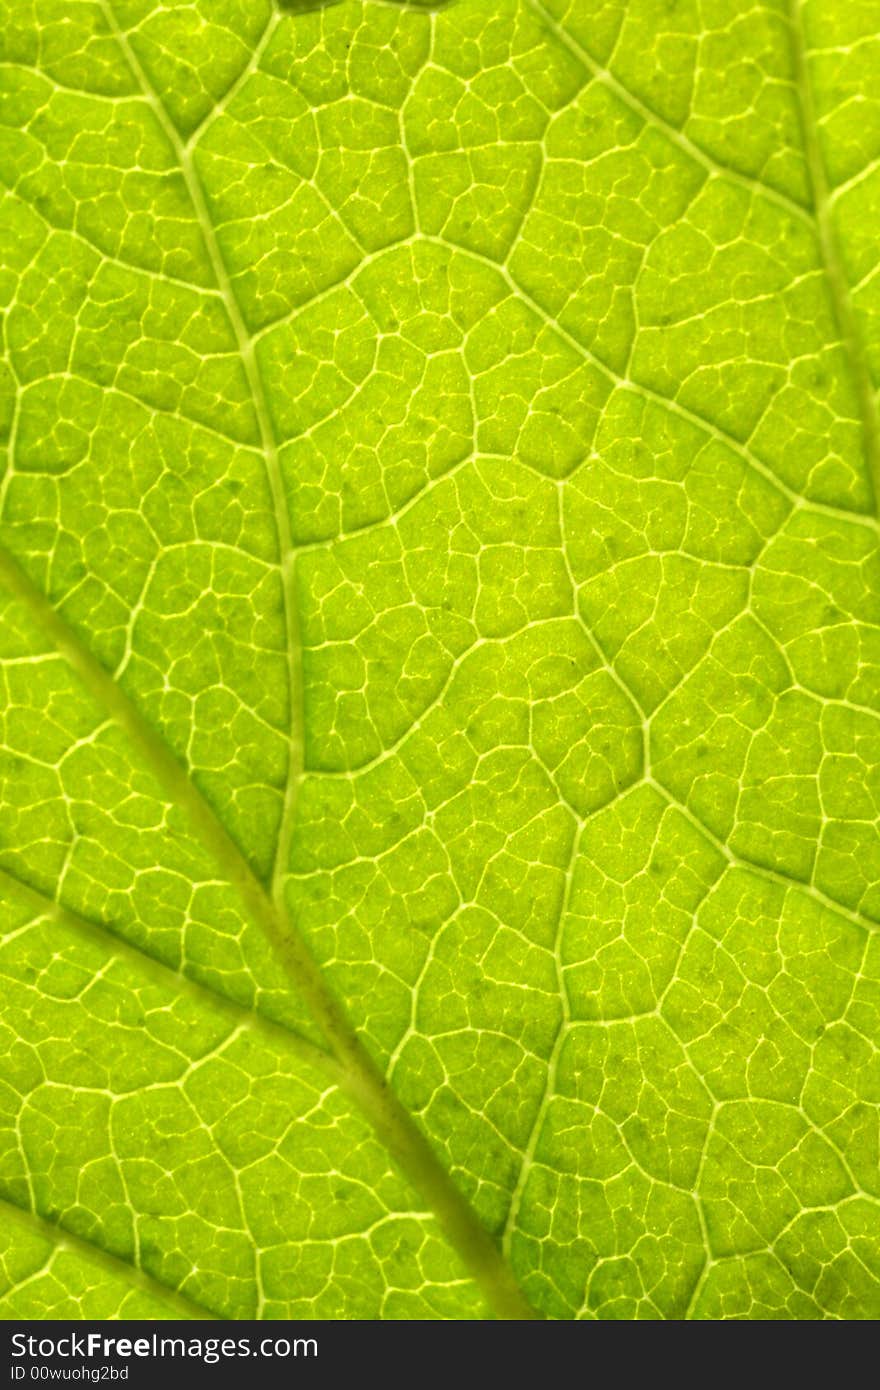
<box><xmin>1</xmin><ymin>0</ymin><xmax>880</xmax><ymax>1320</ymax></box>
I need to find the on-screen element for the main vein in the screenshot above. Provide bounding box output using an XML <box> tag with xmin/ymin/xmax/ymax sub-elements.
<box><xmin>0</xmin><ymin>501</ymin><xmax>536</xmax><ymax>1328</ymax></box>
<box><xmin>787</xmin><ymin>0</ymin><xmax>880</xmax><ymax>514</ymax></box>
<box><xmin>1</xmin><ymin>0</ymin><xmax>540</xmax><ymax>1323</ymax></box>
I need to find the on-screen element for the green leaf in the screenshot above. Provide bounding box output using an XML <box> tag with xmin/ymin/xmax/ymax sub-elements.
<box><xmin>1</xmin><ymin>0</ymin><xmax>879</xmax><ymax>1321</ymax></box>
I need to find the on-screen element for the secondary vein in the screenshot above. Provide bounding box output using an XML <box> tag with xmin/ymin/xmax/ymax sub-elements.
<box><xmin>0</xmin><ymin>1</ymin><xmax>542</xmax><ymax>1323</ymax></box>
<box><xmin>525</xmin><ymin>0</ymin><xmax>815</xmax><ymax>230</ymax></box>
<box><xmin>0</xmin><ymin>541</ymin><xmax>539</xmax><ymax>1320</ymax></box>
<box><xmin>0</xmin><ymin>866</ymin><xmax>337</xmax><ymax>1077</ymax></box>
<box><xmin>1</xmin><ymin>1195</ymin><xmax>222</xmax><ymax>1321</ymax></box>
<box><xmin>787</xmin><ymin>0</ymin><xmax>880</xmax><ymax>515</ymax></box>
<box><xmin>95</xmin><ymin>2</ymin><xmax>306</xmax><ymax>910</ymax></box>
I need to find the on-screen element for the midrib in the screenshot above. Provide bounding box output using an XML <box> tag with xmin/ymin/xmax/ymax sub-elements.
<box><xmin>0</xmin><ymin>0</ymin><xmax>539</xmax><ymax>1323</ymax></box>
<box><xmin>5</xmin><ymin>0</ymin><xmax>879</xmax><ymax>1326</ymax></box>
<box><xmin>788</xmin><ymin>0</ymin><xmax>880</xmax><ymax>515</ymax></box>
<box><xmin>0</xmin><ymin>500</ymin><xmax>537</xmax><ymax>1325</ymax></box>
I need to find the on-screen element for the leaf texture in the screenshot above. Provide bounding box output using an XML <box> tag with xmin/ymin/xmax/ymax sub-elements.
<box><xmin>1</xmin><ymin>0</ymin><xmax>880</xmax><ymax>1321</ymax></box>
